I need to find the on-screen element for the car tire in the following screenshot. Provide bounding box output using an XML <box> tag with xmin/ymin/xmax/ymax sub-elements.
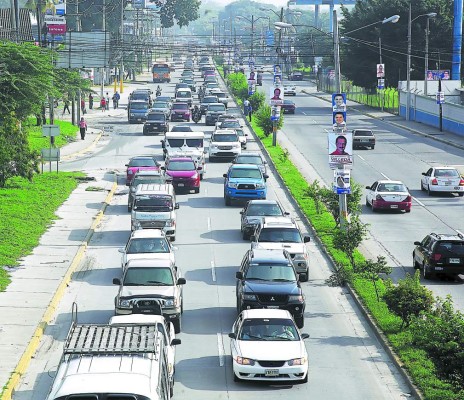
<box><xmin>236</xmin><ymin>299</ymin><xmax>242</xmax><ymax>313</ymax></box>
<box><xmin>173</xmin><ymin>317</ymin><xmax>181</xmax><ymax>334</ymax></box>
<box><xmin>458</xmin><ymin>193</ymin><xmax>464</xmax><ymax>197</ymax></box>
<box><xmin>406</xmin><ymin>208</ymin><xmax>411</xmax><ymax>213</ymax></box>
<box><xmin>420</xmin><ymin>181</ymin><xmax>425</xmax><ymax>191</ymax></box>
<box><xmin>194</xmin><ymin>187</ymin><xmax>200</xmax><ymax>194</ymax></box>
<box><xmin>225</xmin><ymin>195</ymin><xmax>231</xmax><ymax>206</ymax></box>
<box><xmin>365</xmin><ymin>198</ymin><xmax>369</xmax><ymax>207</ymax></box>
<box><xmin>171</xmin><ymin>236</ymin><xmax>176</xmax><ymax>242</ymax></box>
<box><xmin>300</xmin><ymin>272</ymin><xmax>309</xmax><ymax>282</ymax></box>
<box><xmin>127</xmin><ymin>205</ymin><xmax>131</xmax><ymax>212</ymax></box>
<box><xmin>242</xmin><ymin>231</ymin><xmax>249</xmax><ymax>241</ymax></box>
<box><xmin>413</xmin><ymin>255</ymin><xmax>419</xmax><ymax>269</ymax></box>
<box><xmin>371</xmin><ymin>146</ymin><xmax>375</xmax><ymax>150</ymax></box>
<box><xmin>422</xmin><ymin>263</ymin><xmax>433</xmax><ymax>280</ymax></box>
<box><xmin>295</xmin><ymin>315</ymin><xmax>304</xmax><ymax>329</ymax></box>
<box><xmin>301</xmin><ymin>373</ymin><xmax>309</xmax><ymax>384</ymax></box>
<box><xmin>427</xmin><ymin>185</ymin><xmax>433</xmax><ymax>196</ymax></box>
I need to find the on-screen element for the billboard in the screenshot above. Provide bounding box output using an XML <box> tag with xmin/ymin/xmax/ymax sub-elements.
<box><xmin>56</xmin><ymin>31</ymin><xmax>109</xmax><ymax>68</ymax></box>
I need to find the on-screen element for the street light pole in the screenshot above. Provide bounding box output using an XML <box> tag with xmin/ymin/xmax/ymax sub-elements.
<box><xmin>424</xmin><ymin>16</ymin><xmax>430</xmax><ymax>96</ymax></box>
<box><xmin>251</xmin><ymin>15</ymin><xmax>254</xmax><ymax>61</ymax></box>
<box><xmin>406</xmin><ymin>4</ymin><xmax>412</xmax><ymax>121</ymax></box>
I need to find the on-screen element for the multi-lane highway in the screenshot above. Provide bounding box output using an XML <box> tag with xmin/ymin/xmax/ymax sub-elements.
<box><xmin>259</xmin><ymin>75</ymin><xmax>464</xmax><ymax>310</ymax></box>
<box><xmin>12</xmin><ymin>67</ymin><xmax>414</xmax><ymax>399</ymax></box>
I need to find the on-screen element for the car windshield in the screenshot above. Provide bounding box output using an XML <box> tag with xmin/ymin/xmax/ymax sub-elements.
<box><xmin>213</xmin><ymin>134</ymin><xmax>237</xmax><ymax>142</ymax></box>
<box><xmin>229</xmin><ymin>168</ymin><xmax>262</xmax><ymax>179</ymax></box>
<box><xmin>129</xmin><ymin>158</ymin><xmax>157</xmax><ymax>167</ymax></box>
<box><xmin>127</xmin><ymin>238</ymin><xmax>170</xmax><ymax>254</ymax></box>
<box><xmin>376</xmin><ymin>183</ymin><xmax>407</xmax><ymax>192</ymax></box>
<box><xmin>176</xmin><ymin>92</ymin><xmax>191</xmax><ymax>98</ymax></box>
<box><xmin>132</xmin><ymin>93</ymin><xmax>149</xmax><ymax>100</ymax></box>
<box><xmin>239</xmin><ymin>318</ymin><xmax>299</xmax><ymax>341</ymax></box>
<box><xmin>171</xmin><ymin>126</ymin><xmax>192</xmax><ymax>132</ymax></box>
<box><xmin>147</xmin><ymin>114</ymin><xmax>164</xmax><ymax>121</ymax></box>
<box><xmin>152</xmin><ymin>102</ymin><xmax>168</xmax><ymax>109</ymax></box>
<box><xmin>434</xmin><ymin>169</ymin><xmax>460</xmax><ymax>177</ymax></box>
<box><xmin>123</xmin><ymin>267</ymin><xmax>173</xmax><ymax>286</ymax></box>
<box><xmin>203</xmin><ymin>97</ymin><xmax>218</xmax><ymax>104</ymax></box>
<box><xmin>246</xmin><ymin>204</ymin><xmax>282</xmax><ymax>216</ymax></box>
<box><xmin>236</xmin><ymin>155</ymin><xmax>263</xmax><ymax>165</ymax></box>
<box><xmin>172</xmin><ymin>104</ymin><xmax>188</xmax><ymax>110</ymax></box>
<box><xmin>186</xmin><ymin>138</ymin><xmax>203</xmax><ymax>147</ymax></box>
<box><xmin>167</xmin><ymin>139</ymin><xmax>185</xmax><ymax>147</ymax></box>
<box><xmin>130</xmin><ymin>103</ymin><xmax>148</xmax><ymax>110</ymax></box>
<box><xmin>245</xmin><ymin>263</ymin><xmax>296</xmax><ymax>281</ymax></box>
<box><xmin>221</xmin><ymin>121</ymin><xmax>240</xmax><ymax>128</ymax></box>
<box><xmin>354</xmin><ymin>130</ymin><xmax>373</xmax><ymax>136</ymax></box>
<box><xmin>133</xmin><ymin>195</ymin><xmax>173</xmax><ymax>211</ymax></box>
<box><xmin>132</xmin><ymin>176</ymin><xmax>165</xmax><ymax>186</ymax></box>
<box><xmin>258</xmin><ymin>228</ymin><xmax>302</xmax><ymax>243</ymax></box>
<box><xmin>168</xmin><ymin>160</ymin><xmax>196</xmax><ymax>171</ymax></box>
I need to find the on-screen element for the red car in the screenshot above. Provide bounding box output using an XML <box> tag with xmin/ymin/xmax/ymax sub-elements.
<box><xmin>125</xmin><ymin>155</ymin><xmax>161</xmax><ymax>186</ymax></box>
<box><xmin>170</xmin><ymin>102</ymin><xmax>191</xmax><ymax>122</ymax></box>
<box><xmin>281</xmin><ymin>99</ymin><xmax>296</xmax><ymax>114</ymax></box>
<box><xmin>162</xmin><ymin>157</ymin><xmax>201</xmax><ymax>193</ymax></box>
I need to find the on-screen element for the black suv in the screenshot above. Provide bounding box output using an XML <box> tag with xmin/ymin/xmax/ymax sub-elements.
<box><xmin>413</xmin><ymin>232</ymin><xmax>464</xmax><ymax>279</ymax></box>
<box><xmin>235</xmin><ymin>249</ymin><xmax>305</xmax><ymax>328</ymax></box>
<box><xmin>143</xmin><ymin>111</ymin><xmax>169</xmax><ymax>135</ymax></box>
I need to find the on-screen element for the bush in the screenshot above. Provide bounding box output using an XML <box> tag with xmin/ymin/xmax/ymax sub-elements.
<box><xmin>248</xmin><ymin>91</ymin><xmax>265</xmax><ymax>113</ymax></box>
<box><xmin>226</xmin><ymin>72</ymin><xmax>248</xmax><ymax>100</ymax></box>
<box><xmin>383</xmin><ymin>271</ymin><xmax>434</xmax><ymax>328</ymax></box>
<box><xmin>254</xmin><ymin>105</ymin><xmax>283</xmax><ymax>137</ymax></box>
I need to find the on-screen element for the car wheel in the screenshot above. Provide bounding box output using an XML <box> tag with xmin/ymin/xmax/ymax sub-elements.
<box><xmin>301</xmin><ymin>373</ymin><xmax>309</xmax><ymax>384</ymax></box>
<box><xmin>194</xmin><ymin>187</ymin><xmax>200</xmax><ymax>194</ymax></box>
<box><xmin>225</xmin><ymin>195</ymin><xmax>231</xmax><ymax>206</ymax></box>
<box><xmin>173</xmin><ymin>316</ymin><xmax>181</xmax><ymax>334</ymax></box>
<box><xmin>422</xmin><ymin>263</ymin><xmax>433</xmax><ymax>280</ymax></box>
<box><xmin>242</xmin><ymin>231</ymin><xmax>249</xmax><ymax>241</ymax></box>
<box><xmin>127</xmin><ymin>205</ymin><xmax>131</xmax><ymax>212</ymax></box>
<box><xmin>171</xmin><ymin>236</ymin><xmax>176</xmax><ymax>242</ymax></box>
<box><xmin>420</xmin><ymin>181</ymin><xmax>425</xmax><ymax>191</ymax></box>
<box><xmin>371</xmin><ymin>146</ymin><xmax>375</xmax><ymax>150</ymax></box>
<box><xmin>236</xmin><ymin>299</ymin><xmax>242</xmax><ymax>313</ymax></box>
<box><xmin>300</xmin><ymin>271</ymin><xmax>309</xmax><ymax>282</ymax></box>
<box><xmin>413</xmin><ymin>255</ymin><xmax>419</xmax><ymax>269</ymax></box>
<box><xmin>295</xmin><ymin>315</ymin><xmax>304</xmax><ymax>329</ymax></box>
<box><xmin>458</xmin><ymin>193</ymin><xmax>464</xmax><ymax>197</ymax></box>
<box><xmin>427</xmin><ymin>185</ymin><xmax>433</xmax><ymax>196</ymax></box>
<box><xmin>365</xmin><ymin>197</ymin><xmax>369</xmax><ymax>207</ymax></box>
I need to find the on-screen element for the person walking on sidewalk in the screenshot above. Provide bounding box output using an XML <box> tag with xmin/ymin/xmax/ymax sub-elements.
<box><xmin>100</xmin><ymin>97</ymin><xmax>106</xmax><ymax>112</ymax></box>
<box><xmin>79</xmin><ymin>117</ymin><xmax>88</xmax><ymax>140</ymax></box>
<box><xmin>89</xmin><ymin>93</ymin><xmax>94</xmax><ymax>110</ymax></box>
<box><xmin>105</xmin><ymin>92</ymin><xmax>110</xmax><ymax>110</ymax></box>
<box><xmin>80</xmin><ymin>98</ymin><xmax>86</xmax><ymax>115</ymax></box>
<box><xmin>62</xmin><ymin>98</ymin><xmax>70</xmax><ymax>115</ymax></box>
<box><xmin>112</xmin><ymin>91</ymin><xmax>120</xmax><ymax>109</ymax></box>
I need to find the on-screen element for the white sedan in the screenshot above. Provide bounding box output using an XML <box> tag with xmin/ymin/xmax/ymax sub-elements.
<box><xmin>228</xmin><ymin>309</ymin><xmax>309</xmax><ymax>383</ymax></box>
<box><xmin>365</xmin><ymin>180</ymin><xmax>412</xmax><ymax>212</ymax></box>
<box><xmin>283</xmin><ymin>85</ymin><xmax>297</xmax><ymax>96</ymax></box>
<box><xmin>421</xmin><ymin>166</ymin><xmax>464</xmax><ymax>196</ymax></box>
<box><xmin>119</xmin><ymin>229</ymin><xmax>176</xmax><ymax>269</ymax></box>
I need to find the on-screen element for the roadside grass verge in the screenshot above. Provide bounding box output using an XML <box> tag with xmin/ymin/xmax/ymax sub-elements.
<box><xmin>250</xmin><ymin>119</ymin><xmax>459</xmax><ymax>399</ymax></box>
<box><xmin>25</xmin><ymin>118</ymin><xmax>79</xmax><ymax>153</ymax></box>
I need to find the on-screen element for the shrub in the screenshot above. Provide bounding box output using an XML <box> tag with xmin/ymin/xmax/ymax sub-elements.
<box><xmin>226</xmin><ymin>72</ymin><xmax>248</xmax><ymax>100</ymax></box>
<box><xmin>254</xmin><ymin>104</ymin><xmax>283</xmax><ymax>137</ymax></box>
<box><xmin>248</xmin><ymin>91</ymin><xmax>265</xmax><ymax>112</ymax></box>
<box><xmin>332</xmin><ymin>215</ymin><xmax>368</xmax><ymax>270</ymax></box>
<box><xmin>383</xmin><ymin>271</ymin><xmax>434</xmax><ymax>328</ymax></box>
<box><xmin>354</xmin><ymin>256</ymin><xmax>392</xmax><ymax>301</ymax></box>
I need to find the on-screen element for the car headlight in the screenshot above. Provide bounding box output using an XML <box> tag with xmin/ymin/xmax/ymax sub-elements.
<box><xmin>164</xmin><ymin>298</ymin><xmax>177</xmax><ymax>307</ymax></box>
<box><xmin>243</xmin><ymin>294</ymin><xmax>257</xmax><ymax>301</ymax></box>
<box><xmin>228</xmin><ymin>182</ymin><xmax>239</xmax><ymax>189</ymax></box>
<box><xmin>293</xmin><ymin>253</ymin><xmax>306</xmax><ymax>261</ymax></box>
<box><xmin>191</xmin><ymin>173</ymin><xmax>199</xmax><ymax>180</ymax></box>
<box><xmin>165</xmin><ymin>220</ymin><xmax>175</xmax><ymax>227</ymax></box>
<box><xmin>255</xmin><ymin>183</ymin><xmax>265</xmax><ymax>189</ymax></box>
<box><xmin>236</xmin><ymin>356</ymin><xmax>255</xmax><ymax>366</ymax></box>
<box><xmin>289</xmin><ymin>294</ymin><xmax>304</xmax><ymax>302</ymax></box>
<box><xmin>119</xmin><ymin>299</ymin><xmax>131</xmax><ymax>308</ymax></box>
<box><xmin>288</xmin><ymin>357</ymin><xmax>307</xmax><ymax>366</ymax></box>
<box><xmin>233</xmin><ymin>143</ymin><xmax>240</xmax><ymax>148</ymax></box>
<box><xmin>127</xmin><ymin>170</ymin><xmax>134</xmax><ymax>175</ymax></box>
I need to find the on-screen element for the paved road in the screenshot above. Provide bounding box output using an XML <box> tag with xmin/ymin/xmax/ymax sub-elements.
<box><xmin>10</xmin><ymin>68</ymin><xmax>414</xmax><ymax>400</ymax></box>
<box><xmin>259</xmin><ymin>75</ymin><xmax>464</xmax><ymax>311</ymax></box>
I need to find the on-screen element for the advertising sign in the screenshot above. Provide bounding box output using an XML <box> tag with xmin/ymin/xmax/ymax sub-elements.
<box><xmin>332</xmin><ymin>111</ymin><xmax>346</xmax><ymax>131</ymax></box>
<box><xmin>266</xmin><ymin>30</ymin><xmax>274</xmax><ymax>46</ymax></box>
<box><xmin>332</xmin><ymin>93</ymin><xmax>346</xmax><ymax>112</ymax></box>
<box><xmin>48</xmin><ymin>24</ymin><xmax>66</xmax><ymax>34</ymax></box>
<box><xmin>376</xmin><ymin>63</ymin><xmax>385</xmax><ymax>78</ymax></box>
<box><xmin>44</xmin><ymin>0</ymin><xmax>66</xmax><ymax>16</ymax></box>
<box><xmin>270</xmin><ymin>106</ymin><xmax>281</xmax><ymax>121</ymax></box>
<box><xmin>269</xmin><ymin>86</ymin><xmax>284</xmax><ymax>106</ymax></box>
<box><xmin>333</xmin><ymin>169</ymin><xmax>351</xmax><ymax>194</ymax></box>
<box><xmin>44</xmin><ymin>15</ymin><xmax>66</xmax><ymax>24</ymax></box>
<box><xmin>328</xmin><ymin>132</ymin><xmax>353</xmax><ymax>168</ymax></box>
<box><xmin>378</xmin><ymin>78</ymin><xmax>385</xmax><ymax>89</ymax></box>
<box><xmin>426</xmin><ymin>70</ymin><xmax>451</xmax><ymax>80</ymax></box>
<box><xmin>436</xmin><ymin>91</ymin><xmax>445</xmax><ymax>104</ymax></box>
<box><xmin>132</xmin><ymin>0</ymin><xmax>145</xmax><ymax>9</ymax></box>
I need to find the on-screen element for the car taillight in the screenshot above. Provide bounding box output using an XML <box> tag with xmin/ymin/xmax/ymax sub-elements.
<box><xmin>433</xmin><ymin>253</ymin><xmax>442</xmax><ymax>261</ymax></box>
<box><xmin>431</xmin><ymin>178</ymin><xmax>438</xmax><ymax>185</ymax></box>
<box><xmin>459</xmin><ymin>179</ymin><xmax>464</xmax><ymax>186</ymax></box>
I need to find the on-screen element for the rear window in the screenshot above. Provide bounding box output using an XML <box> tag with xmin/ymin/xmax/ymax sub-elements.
<box><xmin>130</xmin><ymin>103</ymin><xmax>148</xmax><ymax>110</ymax></box>
<box><xmin>147</xmin><ymin>114</ymin><xmax>164</xmax><ymax>121</ymax></box>
<box><xmin>354</xmin><ymin>130</ymin><xmax>373</xmax><ymax>136</ymax></box>
<box><xmin>134</xmin><ymin>194</ymin><xmax>173</xmax><ymax>211</ymax></box>
<box><xmin>129</xmin><ymin>158</ymin><xmax>157</xmax><ymax>167</ymax></box>
<box><xmin>434</xmin><ymin>169</ymin><xmax>460</xmax><ymax>177</ymax></box>
<box><xmin>172</xmin><ymin>103</ymin><xmax>188</xmax><ymax>110</ymax></box>
<box><xmin>435</xmin><ymin>241</ymin><xmax>464</xmax><ymax>255</ymax></box>
<box><xmin>208</xmin><ymin>104</ymin><xmax>226</xmax><ymax>112</ymax></box>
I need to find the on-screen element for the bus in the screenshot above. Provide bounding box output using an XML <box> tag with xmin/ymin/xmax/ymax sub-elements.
<box><xmin>152</xmin><ymin>62</ymin><xmax>171</xmax><ymax>83</ymax></box>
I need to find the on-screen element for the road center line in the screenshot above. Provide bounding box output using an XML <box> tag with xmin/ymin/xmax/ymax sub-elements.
<box><xmin>207</xmin><ymin>217</ymin><xmax>211</xmax><ymax>232</ymax></box>
<box><xmin>357</xmin><ymin>154</ymin><xmax>365</xmax><ymax>161</ymax></box>
<box><xmin>217</xmin><ymin>333</ymin><xmax>225</xmax><ymax>367</ymax></box>
<box><xmin>211</xmin><ymin>260</ymin><xmax>216</xmax><ymax>282</ymax></box>
<box><xmin>412</xmin><ymin>197</ymin><xmax>425</xmax><ymax>207</ymax></box>
<box><xmin>302</xmin><ymin>111</ymin><xmax>307</xmax><ymax>115</ymax></box>
<box><xmin>380</xmin><ymin>172</ymin><xmax>391</xmax><ymax>180</ymax></box>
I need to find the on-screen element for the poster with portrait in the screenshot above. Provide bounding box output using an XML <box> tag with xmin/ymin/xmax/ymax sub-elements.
<box><xmin>269</xmin><ymin>86</ymin><xmax>284</xmax><ymax>106</ymax></box>
<box><xmin>376</xmin><ymin>63</ymin><xmax>385</xmax><ymax>78</ymax></box>
<box><xmin>333</xmin><ymin>169</ymin><xmax>351</xmax><ymax>194</ymax></box>
<box><xmin>332</xmin><ymin>93</ymin><xmax>346</xmax><ymax>112</ymax></box>
<box><xmin>332</xmin><ymin>111</ymin><xmax>346</xmax><ymax>131</ymax></box>
<box><xmin>248</xmin><ymin>83</ymin><xmax>255</xmax><ymax>95</ymax></box>
<box><xmin>274</xmin><ymin>74</ymin><xmax>282</xmax><ymax>86</ymax></box>
<box><xmin>328</xmin><ymin>132</ymin><xmax>353</xmax><ymax>168</ymax></box>
<box><xmin>274</xmin><ymin>64</ymin><xmax>282</xmax><ymax>75</ymax></box>
<box><xmin>270</xmin><ymin>105</ymin><xmax>281</xmax><ymax>121</ymax></box>
<box><xmin>248</xmin><ymin>70</ymin><xmax>256</xmax><ymax>83</ymax></box>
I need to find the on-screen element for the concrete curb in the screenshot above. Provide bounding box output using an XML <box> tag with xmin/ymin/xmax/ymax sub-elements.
<box><xmin>60</xmin><ymin>130</ymin><xmax>104</xmax><ymax>161</ymax></box>
<box><xmin>1</xmin><ymin>177</ymin><xmax>118</xmax><ymax>400</ymax></box>
<box><xmin>302</xmin><ymin>89</ymin><xmax>464</xmax><ymax>151</ymax></box>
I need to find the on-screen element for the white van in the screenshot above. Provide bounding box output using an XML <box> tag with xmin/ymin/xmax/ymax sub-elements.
<box><xmin>131</xmin><ymin>184</ymin><xmax>179</xmax><ymax>241</ymax></box>
<box><xmin>162</xmin><ymin>131</ymin><xmax>206</xmax><ymax>179</ymax></box>
<box><xmin>175</xmin><ymin>88</ymin><xmax>193</xmax><ymax>106</ymax></box>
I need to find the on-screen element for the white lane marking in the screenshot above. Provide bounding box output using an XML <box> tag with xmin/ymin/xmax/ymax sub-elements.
<box><xmin>457</xmin><ymin>230</ymin><xmax>464</xmax><ymax>236</ymax></box>
<box><xmin>217</xmin><ymin>333</ymin><xmax>225</xmax><ymax>367</ymax></box>
<box><xmin>380</xmin><ymin>172</ymin><xmax>390</xmax><ymax>180</ymax></box>
<box><xmin>357</xmin><ymin>154</ymin><xmax>365</xmax><ymax>161</ymax></box>
<box><xmin>312</xmin><ymin>120</ymin><xmax>317</xmax><ymax>124</ymax></box>
<box><xmin>302</xmin><ymin>111</ymin><xmax>307</xmax><ymax>115</ymax></box>
<box><xmin>211</xmin><ymin>260</ymin><xmax>216</xmax><ymax>282</ymax></box>
<box><xmin>207</xmin><ymin>217</ymin><xmax>211</xmax><ymax>231</ymax></box>
<box><xmin>413</xmin><ymin>197</ymin><xmax>425</xmax><ymax>207</ymax></box>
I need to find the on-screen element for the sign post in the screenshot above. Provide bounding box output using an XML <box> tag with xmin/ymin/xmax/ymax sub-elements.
<box><xmin>41</xmin><ymin>125</ymin><xmax>60</xmax><ymax>173</ymax></box>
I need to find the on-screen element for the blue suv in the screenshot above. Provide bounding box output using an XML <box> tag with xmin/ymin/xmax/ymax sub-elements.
<box><xmin>223</xmin><ymin>164</ymin><xmax>268</xmax><ymax>206</ymax></box>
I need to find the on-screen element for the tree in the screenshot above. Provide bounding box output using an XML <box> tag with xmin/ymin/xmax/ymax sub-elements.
<box><xmin>0</xmin><ymin>42</ymin><xmax>55</xmax><ymax>120</ymax></box>
<box><xmin>158</xmin><ymin>0</ymin><xmax>201</xmax><ymax>28</ymax></box>
<box><xmin>248</xmin><ymin>91</ymin><xmax>265</xmax><ymax>113</ymax></box>
<box><xmin>340</xmin><ymin>0</ymin><xmax>454</xmax><ymax>88</ymax></box>
<box><xmin>383</xmin><ymin>271</ymin><xmax>434</xmax><ymax>328</ymax></box>
<box><xmin>254</xmin><ymin>104</ymin><xmax>283</xmax><ymax>137</ymax></box>
<box><xmin>354</xmin><ymin>256</ymin><xmax>392</xmax><ymax>301</ymax></box>
<box><xmin>54</xmin><ymin>69</ymin><xmax>93</xmax><ymax>99</ymax></box>
<box><xmin>0</xmin><ymin>114</ymin><xmax>40</xmax><ymax>188</ymax></box>
<box><xmin>332</xmin><ymin>216</ymin><xmax>368</xmax><ymax>269</ymax></box>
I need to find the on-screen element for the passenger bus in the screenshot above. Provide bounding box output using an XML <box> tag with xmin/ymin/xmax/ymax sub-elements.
<box><xmin>152</xmin><ymin>62</ymin><xmax>171</xmax><ymax>83</ymax></box>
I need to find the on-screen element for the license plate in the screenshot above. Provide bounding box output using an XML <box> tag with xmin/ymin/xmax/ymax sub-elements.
<box><xmin>435</xmin><ymin>267</ymin><xmax>444</xmax><ymax>271</ymax></box>
<box><xmin>265</xmin><ymin>369</ymin><xmax>279</xmax><ymax>376</ymax></box>
<box><xmin>177</xmin><ymin>183</ymin><xmax>185</xmax><ymax>187</ymax></box>
<box><xmin>444</xmin><ymin>182</ymin><xmax>452</xmax><ymax>185</ymax></box>
<box><xmin>450</xmin><ymin>258</ymin><xmax>460</xmax><ymax>264</ymax></box>
<box><xmin>267</xmin><ymin>305</ymin><xmax>279</xmax><ymax>309</ymax></box>
<box><xmin>390</xmin><ymin>205</ymin><xmax>398</xmax><ymax>208</ymax></box>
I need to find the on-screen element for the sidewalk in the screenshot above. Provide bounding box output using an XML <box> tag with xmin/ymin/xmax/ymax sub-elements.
<box><xmin>0</xmin><ymin>73</ymin><xmax>154</xmax><ymax>399</ymax></box>
<box><xmin>303</xmin><ymin>85</ymin><xmax>464</xmax><ymax>151</ymax></box>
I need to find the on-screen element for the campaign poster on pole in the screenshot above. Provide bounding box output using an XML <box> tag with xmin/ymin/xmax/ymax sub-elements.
<box><xmin>273</xmin><ymin>64</ymin><xmax>282</xmax><ymax>86</ymax></box>
<box><xmin>333</xmin><ymin>169</ymin><xmax>351</xmax><ymax>194</ymax></box>
<box><xmin>378</xmin><ymin>78</ymin><xmax>385</xmax><ymax>89</ymax></box>
<box><xmin>270</xmin><ymin>105</ymin><xmax>281</xmax><ymax>121</ymax></box>
<box><xmin>328</xmin><ymin>131</ymin><xmax>353</xmax><ymax>168</ymax></box>
<box><xmin>332</xmin><ymin>111</ymin><xmax>346</xmax><ymax>131</ymax></box>
<box><xmin>332</xmin><ymin>93</ymin><xmax>346</xmax><ymax>112</ymax></box>
<box><xmin>248</xmin><ymin>82</ymin><xmax>256</xmax><ymax>95</ymax></box>
<box><xmin>376</xmin><ymin>63</ymin><xmax>385</xmax><ymax>78</ymax></box>
<box><xmin>270</xmin><ymin>86</ymin><xmax>284</xmax><ymax>106</ymax></box>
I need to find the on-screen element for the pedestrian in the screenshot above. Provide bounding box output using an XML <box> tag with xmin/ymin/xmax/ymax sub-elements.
<box><xmin>100</xmin><ymin>97</ymin><xmax>106</xmax><ymax>111</ymax></box>
<box><xmin>89</xmin><ymin>93</ymin><xmax>94</xmax><ymax>110</ymax></box>
<box><xmin>62</xmin><ymin>98</ymin><xmax>70</xmax><ymax>115</ymax></box>
<box><xmin>248</xmin><ymin>102</ymin><xmax>252</xmax><ymax>121</ymax></box>
<box><xmin>80</xmin><ymin>98</ymin><xmax>86</xmax><ymax>114</ymax></box>
<box><xmin>244</xmin><ymin>99</ymin><xmax>252</xmax><ymax>121</ymax></box>
<box><xmin>112</xmin><ymin>91</ymin><xmax>120</xmax><ymax>109</ymax></box>
<box><xmin>105</xmin><ymin>92</ymin><xmax>110</xmax><ymax>110</ymax></box>
<box><xmin>79</xmin><ymin>117</ymin><xmax>87</xmax><ymax>140</ymax></box>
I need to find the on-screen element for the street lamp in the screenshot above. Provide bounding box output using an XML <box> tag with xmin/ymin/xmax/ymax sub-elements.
<box><xmin>424</xmin><ymin>12</ymin><xmax>437</xmax><ymax>96</ymax></box>
<box><xmin>406</xmin><ymin>6</ymin><xmax>437</xmax><ymax>120</ymax></box>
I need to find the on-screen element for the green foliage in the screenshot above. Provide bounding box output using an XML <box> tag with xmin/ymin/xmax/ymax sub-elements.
<box><xmin>0</xmin><ymin>42</ymin><xmax>55</xmax><ymax>120</ymax></box>
<box><xmin>354</xmin><ymin>256</ymin><xmax>392</xmax><ymax>301</ymax></box>
<box><xmin>325</xmin><ymin>263</ymin><xmax>353</xmax><ymax>287</ymax></box>
<box><xmin>332</xmin><ymin>215</ymin><xmax>368</xmax><ymax>270</ymax></box>
<box><xmin>0</xmin><ymin>114</ymin><xmax>40</xmax><ymax>187</ymax></box>
<box><xmin>25</xmin><ymin>118</ymin><xmax>79</xmax><ymax>153</ymax></box>
<box><xmin>412</xmin><ymin>296</ymin><xmax>464</xmax><ymax>388</ymax></box>
<box><xmin>383</xmin><ymin>271</ymin><xmax>434</xmax><ymax>328</ymax></box>
<box><xmin>248</xmin><ymin>91</ymin><xmax>265</xmax><ymax>113</ymax></box>
<box><xmin>305</xmin><ymin>179</ymin><xmax>325</xmax><ymax>214</ymax></box>
<box><xmin>226</xmin><ymin>72</ymin><xmax>248</xmax><ymax>100</ymax></box>
<box><xmin>254</xmin><ymin>105</ymin><xmax>283</xmax><ymax>137</ymax></box>
<box><xmin>157</xmin><ymin>0</ymin><xmax>201</xmax><ymax>28</ymax></box>
<box><xmin>54</xmin><ymin>68</ymin><xmax>92</xmax><ymax>98</ymax></box>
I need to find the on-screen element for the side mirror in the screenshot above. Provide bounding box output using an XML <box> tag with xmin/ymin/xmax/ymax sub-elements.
<box><xmin>263</xmin><ymin>161</ymin><xmax>267</xmax><ymax>164</ymax></box>
<box><xmin>263</xmin><ymin>174</ymin><xmax>269</xmax><ymax>180</ymax></box>
<box><xmin>240</xmin><ymin>210</ymin><xmax>244</xmax><ymax>215</ymax></box>
<box><xmin>161</xmin><ymin>166</ymin><xmax>166</xmax><ymax>170</ymax></box>
<box><xmin>223</xmin><ymin>173</ymin><xmax>228</xmax><ymax>178</ymax></box>
<box><xmin>236</xmin><ymin>271</ymin><xmax>243</xmax><ymax>279</ymax></box>
<box><xmin>175</xmin><ymin>204</ymin><xmax>180</xmax><ymax>209</ymax></box>
<box><xmin>113</xmin><ymin>278</ymin><xmax>121</xmax><ymax>285</ymax></box>
<box><xmin>365</xmin><ymin>186</ymin><xmax>371</xmax><ymax>190</ymax></box>
<box><xmin>125</xmin><ymin>164</ymin><xmax>129</xmax><ymax>167</ymax></box>
<box><xmin>197</xmin><ymin>166</ymin><xmax>203</xmax><ymax>171</ymax></box>
<box><xmin>171</xmin><ymin>338</ymin><xmax>181</xmax><ymax>346</ymax></box>
<box><xmin>228</xmin><ymin>332</ymin><xmax>236</xmax><ymax>339</ymax></box>
<box><xmin>414</xmin><ymin>241</ymin><xmax>421</xmax><ymax>245</ymax></box>
<box><xmin>301</xmin><ymin>333</ymin><xmax>310</xmax><ymax>339</ymax></box>
<box><xmin>303</xmin><ymin>236</ymin><xmax>310</xmax><ymax>243</ymax></box>
<box><xmin>177</xmin><ymin>277</ymin><xmax>186</xmax><ymax>285</ymax></box>
<box><xmin>284</xmin><ymin>212</ymin><xmax>290</xmax><ymax>216</ymax></box>
<box><xmin>422</xmin><ymin>172</ymin><xmax>426</xmax><ymax>176</ymax></box>
<box><xmin>118</xmin><ymin>248</ymin><xmax>124</xmax><ymax>253</ymax></box>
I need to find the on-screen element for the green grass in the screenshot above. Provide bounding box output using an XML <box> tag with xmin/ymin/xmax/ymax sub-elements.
<box><xmin>250</xmin><ymin>119</ymin><xmax>462</xmax><ymax>399</ymax></box>
<box><xmin>24</xmin><ymin>118</ymin><xmax>79</xmax><ymax>153</ymax></box>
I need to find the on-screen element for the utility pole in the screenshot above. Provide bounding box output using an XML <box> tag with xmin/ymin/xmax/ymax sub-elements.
<box><xmin>119</xmin><ymin>0</ymin><xmax>124</xmax><ymax>93</ymax></box>
<box><xmin>251</xmin><ymin>15</ymin><xmax>254</xmax><ymax>62</ymax></box>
